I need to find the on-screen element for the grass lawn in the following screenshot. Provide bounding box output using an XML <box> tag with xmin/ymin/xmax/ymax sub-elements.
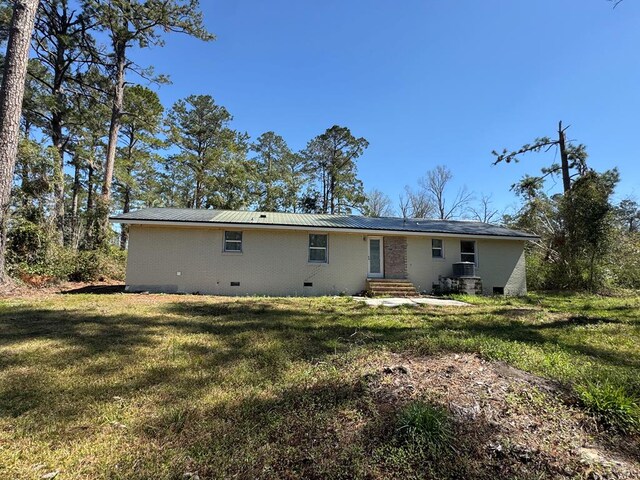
<box><xmin>0</xmin><ymin>291</ymin><xmax>639</xmax><ymax>479</ymax></box>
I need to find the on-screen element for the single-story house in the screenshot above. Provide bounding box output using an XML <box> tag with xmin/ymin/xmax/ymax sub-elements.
<box><xmin>109</xmin><ymin>208</ymin><xmax>538</xmax><ymax>296</ymax></box>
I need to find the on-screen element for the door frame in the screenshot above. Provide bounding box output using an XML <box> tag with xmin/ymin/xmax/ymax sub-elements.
<box><xmin>367</xmin><ymin>236</ymin><xmax>384</xmax><ymax>278</ymax></box>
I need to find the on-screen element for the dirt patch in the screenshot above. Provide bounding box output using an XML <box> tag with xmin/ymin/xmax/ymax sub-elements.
<box><xmin>364</xmin><ymin>353</ymin><xmax>640</xmax><ymax>479</ymax></box>
<box><xmin>0</xmin><ymin>279</ymin><xmax>124</xmax><ymax>299</ymax></box>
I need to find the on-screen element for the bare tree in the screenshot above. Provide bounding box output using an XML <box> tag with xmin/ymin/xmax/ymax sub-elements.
<box><xmin>419</xmin><ymin>165</ymin><xmax>473</xmax><ymax>219</ymax></box>
<box><xmin>398</xmin><ymin>191</ymin><xmax>411</xmax><ymax>219</ymax></box>
<box><xmin>398</xmin><ymin>186</ymin><xmax>435</xmax><ymax>219</ymax></box>
<box><xmin>470</xmin><ymin>193</ymin><xmax>501</xmax><ymax>224</ymax></box>
<box><xmin>0</xmin><ymin>0</ymin><xmax>40</xmax><ymax>282</ymax></box>
<box><xmin>364</xmin><ymin>188</ymin><xmax>394</xmax><ymax>217</ymax></box>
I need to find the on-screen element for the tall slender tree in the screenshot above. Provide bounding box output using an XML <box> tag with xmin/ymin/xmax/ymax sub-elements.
<box><xmin>84</xmin><ymin>0</ymin><xmax>213</xmax><ymax>240</ymax></box>
<box><xmin>281</xmin><ymin>151</ymin><xmax>311</xmax><ymax>212</ymax></box>
<box><xmin>250</xmin><ymin>132</ymin><xmax>294</xmax><ymax>211</ymax></box>
<box><xmin>165</xmin><ymin>94</ymin><xmax>246</xmax><ymax>209</ymax></box>
<box><xmin>114</xmin><ymin>85</ymin><xmax>163</xmax><ymax>248</ymax></box>
<box><xmin>303</xmin><ymin>125</ymin><xmax>368</xmax><ymax>214</ymax></box>
<box><xmin>0</xmin><ymin>0</ymin><xmax>40</xmax><ymax>282</ymax></box>
<box><xmin>30</xmin><ymin>0</ymin><xmax>96</xmax><ymax>243</ymax></box>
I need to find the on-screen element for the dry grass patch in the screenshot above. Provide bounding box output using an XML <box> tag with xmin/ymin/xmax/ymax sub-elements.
<box><xmin>0</xmin><ymin>291</ymin><xmax>638</xmax><ymax>479</ymax></box>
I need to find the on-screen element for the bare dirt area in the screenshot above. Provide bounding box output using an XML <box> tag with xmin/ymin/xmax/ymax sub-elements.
<box><xmin>0</xmin><ymin>279</ymin><xmax>125</xmax><ymax>298</ymax></box>
<box><xmin>364</xmin><ymin>352</ymin><xmax>640</xmax><ymax>479</ymax></box>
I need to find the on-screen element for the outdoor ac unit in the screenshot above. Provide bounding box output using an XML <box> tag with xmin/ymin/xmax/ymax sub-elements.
<box><xmin>452</xmin><ymin>262</ymin><xmax>475</xmax><ymax>277</ymax></box>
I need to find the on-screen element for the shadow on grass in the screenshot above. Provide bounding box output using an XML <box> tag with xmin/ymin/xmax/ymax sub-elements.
<box><xmin>0</xmin><ymin>300</ymin><xmax>418</xmax><ymax>419</ymax></box>
<box><xmin>1</xmin><ymin>296</ymin><xmax>638</xmax><ymax>420</ymax></box>
<box><xmin>61</xmin><ymin>284</ymin><xmax>126</xmax><ymax>294</ymax></box>
<box><xmin>433</xmin><ymin>311</ymin><xmax>640</xmax><ymax>372</ymax></box>
<box><xmin>134</xmin><ymin>372</ymin><xmax>592</xmax><ymax>480</ymax></box>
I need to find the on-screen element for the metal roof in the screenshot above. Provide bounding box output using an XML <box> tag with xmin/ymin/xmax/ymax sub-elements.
<box><xmin>109</xmin><ymin>208</ymin><xmax>538</xmax><ymax>240</ymax></box>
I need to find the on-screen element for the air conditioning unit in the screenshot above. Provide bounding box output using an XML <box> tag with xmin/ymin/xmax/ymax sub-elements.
<box><xmin>452</xmin><ymin>262</ymin><xmax>475</xmax><ymax>277</ymax></box>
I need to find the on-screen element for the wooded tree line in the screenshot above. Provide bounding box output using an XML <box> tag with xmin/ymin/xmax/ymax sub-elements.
<box><xmin>0</xmin><ymin>1</ymin><xmax>377</xmax><ymax>281</ymax></box>
<box><xmin>0</xmin><ymin>1</ymin><xmax>637</xmax><ymax>291</ymax></box>
<box><xmin>494</xmin><ymin>122</ymin><xmax>640</xmax><ymax>291</ymax></box>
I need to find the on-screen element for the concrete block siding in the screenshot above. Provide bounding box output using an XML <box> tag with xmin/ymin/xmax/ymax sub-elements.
<box><xmin>125</xmin><ymin>225</ymin><xmax>527</xmax><ymax>296</ymax></box>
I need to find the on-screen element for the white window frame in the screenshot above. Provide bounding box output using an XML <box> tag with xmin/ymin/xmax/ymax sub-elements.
<box><xmin>308</xmin><ymin>233</ymin><xmax>328</xmax><ymax>264</ymax></box>
<box><xmin>367</xmin><ymin>236</ymin><xmax>384</xmax><ymax>278</ymax></box>
<box><xmin>460</xmin><ymin>240</ymin><xmax>477</xmax><ymax>265</ymax></box>
<box><xmin>431</xmin><ymin>238</ymin><xmax>444</xmax><ymax>259</ymax></box>
<box><xmin>223</xmin><ymin>230</ymin><xmax>243</xmax><ymax>253</ymax></box>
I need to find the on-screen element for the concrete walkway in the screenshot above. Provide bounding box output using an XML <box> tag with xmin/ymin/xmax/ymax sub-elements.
<box><xmin>353</xmin><ymin>296</ymin><xmax>470</xmax><ymax>307</ymax></box>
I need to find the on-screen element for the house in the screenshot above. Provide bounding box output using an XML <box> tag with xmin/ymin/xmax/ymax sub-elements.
<box><xmin>109</xmin><ymin>208</ymin><xmax>538</xmax><ymax>296</ymax></box>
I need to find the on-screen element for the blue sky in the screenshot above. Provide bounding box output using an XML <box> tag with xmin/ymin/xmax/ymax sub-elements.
<box><xmin>132</xmin><ymin>0</ymin><xmax>640</xmax><ymax>214</ymax></box>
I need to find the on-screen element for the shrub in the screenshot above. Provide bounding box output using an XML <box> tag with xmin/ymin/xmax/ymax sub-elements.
<box><xmin>7</xmin><ymin>218</ymin><xmax>53</xmax><ymax>266</ymax></box>
<box><xmin>9</xmin><ymin>244</ymin><xmax>126</xmax><ymax>283</ymax></box>
<box><xmin>396</xmin><ymin>401</ymin><xmax>453</xmax><ymax>452</ymax></box>
<box><xmin>69</xmin><ymin>247</ymin><xmax>127</xmax><ymax>282</ymax></box>
<box><xmin>606</xmin><ymin>232</ymin><xmax>640</xmax><ymax>289</ymax></box>
<box><xmin>576</xmin><ymin>381</ymin><xmax>640</xmax><ymax>433</ymax></box>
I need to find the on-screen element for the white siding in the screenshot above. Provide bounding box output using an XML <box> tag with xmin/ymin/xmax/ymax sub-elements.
<box><xmin>126</xmin><ymin>225</ymin><xmax>368</xmax><ymax>296</ymax></box>
<box><xmin>407</xmin><ymin>236</ymin><xmax>527</xmax><ymax>295</ymax></box>
<box><xmin>125</xmin><ymin>225</ymin><xmax>527</xmax><ymax>296</ymax></box>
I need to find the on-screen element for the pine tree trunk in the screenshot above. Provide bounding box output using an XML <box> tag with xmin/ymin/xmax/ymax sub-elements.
<box><xmin>52</xmin><ymin>120</ymin><xmax>66</xmax><ymax>244</ymax></box>
<box><xmin>0</xmin><ymin>0</ymin><xmax>40</xmax><ymax>283</ymax></box>
<box><xmin>100</xmin><ymin>36</ymin><xmax>127</xmax><ymax>243</ymax></box>
<box><xmin>70</xmin><ymin>153</ymin><xmax>81</xmax><ymax>249</ymax></box>
<box><xmin>85</xmin><ymin>161</ymin><xmax>94</xmax><ymax>248</ymax></box>
<box><xmin>329</xmin><ymin>174</ymin><xmax>336</xmax><ymax>214</ymax></box>
<box><xmin>50</xmin><ymin>0</ymin><xmax>72</xmax><ymax>245</ymax></box>
<box><xmin>195</xmin><ymin>178</ymin><xmax>202</xmax><ymax>208</ymax></box>
<box><xmin>558</xmin><ymin>121</ymin><xmax>571</xmax><ymax>193</ymax></box>
<box><xmin>119</xmin><ymin>186</ymin><xmax>130</xmax><ymax>250</ymax></box>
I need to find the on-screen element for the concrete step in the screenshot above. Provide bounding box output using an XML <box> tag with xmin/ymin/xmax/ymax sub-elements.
<box><xmin>366</xmin><ymin>279</ymin><xmax>419</xmax><ymax>297</ymax></box>
<box><xmin>369</xmin><ymin>286</ymin><xmax>416</xmax><ymax>292</ymax></box>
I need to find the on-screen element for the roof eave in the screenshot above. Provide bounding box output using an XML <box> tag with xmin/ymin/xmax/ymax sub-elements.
<box><xmin>108</xmin><ymin>217</ymin><xmax>539</xmax><ymax>241</ymax></box>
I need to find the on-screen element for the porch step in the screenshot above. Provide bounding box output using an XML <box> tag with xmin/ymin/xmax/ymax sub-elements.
<box><xmin>366</xmin><ymin>279</ymin><xmax>419</xmax><ymax>297</ymax></box>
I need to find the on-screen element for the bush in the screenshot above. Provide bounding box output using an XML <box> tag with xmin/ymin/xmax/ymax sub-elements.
<box><xmin>7</xmin><ymin>218</ymin><xmax>53</xmax><ymax>266</ymax></box>
<box><xmin>9</xmin><ymin>243</ymin><xmax>126</xmax><ymax>283</ymax></box>
<box><xmin>396</xmin><ymin>401</ymin><xmax>453</xmax><ymax>452</ymax></box>
<box><xmin>524</xmin><ymin>250</ymin><xmax>551</xmax><ymax>291</ymax></box>
<box><xmin>69</xmin><ymin>248</ymin><xmax>127</xmax><ymax>282</ymax></box>
<box><xmin>577</xmin><ymin>381</ymin><xmax>640</xmax><ymax>433</ymax></box>
<box><xmin>606</xmin><ymin>232</ymin><xmax>640</xmax><ymax>289</ymax></box>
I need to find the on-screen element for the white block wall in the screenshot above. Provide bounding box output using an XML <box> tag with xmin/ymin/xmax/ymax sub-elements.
<box><xmin>125</xmin><ymin>225</ymin><xmax>527</xmax><ymax>296</ymax></box>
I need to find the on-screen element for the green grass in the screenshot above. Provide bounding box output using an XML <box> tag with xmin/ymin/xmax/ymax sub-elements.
<box><xmin>0</xmin><ymin>291</ymin><xmax>638</xmax><ymax>479</ymax></box>
<box><xmin>396</xmin><ymin>401</ymin><xmax>453</xmax><ymax>452</ymax></box>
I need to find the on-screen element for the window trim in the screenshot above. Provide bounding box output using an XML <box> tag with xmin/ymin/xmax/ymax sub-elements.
<box><xmin>460</xmin><ymin>240</ymin><xmax>477</xmax><ymax>266</ymax></box>
<box><xmin>308</xmin><ymin>233</ymin><xmax>329</xmax><ymax>264</ymax></box>
<box><xmin>431</xmin><ymin>238</ymin><xmax>444</xmax><ymax>259</ymax></box>
<box><xmin>223</xmin><ymin>230</ymin><xmax>243</xmax><ymax>253</ymax></box>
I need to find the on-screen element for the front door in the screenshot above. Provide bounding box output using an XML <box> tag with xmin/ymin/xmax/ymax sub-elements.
<box><xmin>368</xmin><ymin>237</ymin><xmax>384</xmax><ymax>278</ymax></box>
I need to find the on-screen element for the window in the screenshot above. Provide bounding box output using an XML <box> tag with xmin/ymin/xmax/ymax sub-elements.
<box><xmin>224</xmin><ymin>231</ymin><xmax>242</xmax><ymax>252</ymax></box>
<box><xmin>309</xmin><ymin>234</ymin><xmax>328</xmax><ymax>263</ymax></box>
<box><xmin>432</xmin><ymin>239</ymin><xmax>443</xmax><ymax>258</ymax></box>
<box><xmin>460</xmin><ymin>240</ymin><xmax>476</xmax><ymax>264</ymax></box>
